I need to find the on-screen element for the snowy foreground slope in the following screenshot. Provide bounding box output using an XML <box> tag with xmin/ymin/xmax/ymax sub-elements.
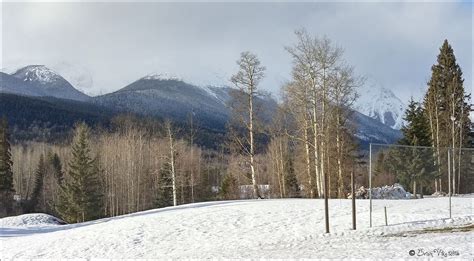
<box><xmin>1</xmin><ymin>197</ymin><xmax>473</xmax><ymax>259</ymax></box>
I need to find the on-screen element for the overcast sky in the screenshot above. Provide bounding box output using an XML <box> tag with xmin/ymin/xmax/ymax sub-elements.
<box><xmin>1</xmin><ymin>1</ymin><xmax>472</xmax><ymax>102</ymax></box>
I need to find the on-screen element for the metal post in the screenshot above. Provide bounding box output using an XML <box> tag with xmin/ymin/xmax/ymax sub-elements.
<box><xmin>384</xmin><ymin>206</ymin><xmax>388</xmax><ymax>226</ymax></box>
<box><xmin>369</xmin><ymin>143</ymin><xmax>372</xmax><ymax>228</ymax></box>
<box><xmin>448</xmin><ymin>149</ymin><xmax>452</xmax><ymax>219</ymax></box>
<box><xmin>352</xmin><ymin>170</ymin><xmax>356</xmax><ymax>230</ymax></box>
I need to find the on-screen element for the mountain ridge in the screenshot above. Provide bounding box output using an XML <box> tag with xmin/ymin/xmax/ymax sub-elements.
<box><xmin>1</xmin><ymin>65</ymin><xmax>90</xmax><ymax>101</ymax></box>
<box><xmin>1</xmin><ymin>64</ymin><xmax>402</xmax><ymax>146</ymax></box>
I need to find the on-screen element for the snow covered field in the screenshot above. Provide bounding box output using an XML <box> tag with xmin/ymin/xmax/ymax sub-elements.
<box><xmin>1</xmin><ymin>196</ymin><xmax>473</xmax><ymax>259</ymax></box>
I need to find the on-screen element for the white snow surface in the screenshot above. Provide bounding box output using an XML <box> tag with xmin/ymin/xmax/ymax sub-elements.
<box><xmin>1</xmin><ymin>197</ymin><xmax>473</xmax><ymax>259</ymax></box>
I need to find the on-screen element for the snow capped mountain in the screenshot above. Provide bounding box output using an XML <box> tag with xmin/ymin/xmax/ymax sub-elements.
<box><xmin>94</xmin><ymin>77</ymin><xmax>234</xmax><ymax>130</ymax></box>
<box><xmin>355</xmin><ymin>82</ymin><xmax>406</xmax><ymax>130</ymax></box>
<box><xmin>9</xmin><ymin>65</ymin><xmax>90</xmax><ymax>101</ymax></box>
<box><xmin>1</xmin><ymin>65</ymin><xmax>402</xmax><ymax>145</ymax></box>
<box><xmin>140</xmin><ymin>72</ymin><xmax>222</xmax><ymax>99</ymax></box>
<box><xmin>93</xmin><ymin>75</ymin><xmax>400</xmax><ymax>146</ymax></box>
<box><xmin>3</xmin><ymin>63</ymin><xmax>93</xmax><ymax>95</ymax></box>
<box><xmin>142</xmin><ymin>72</ymin><xmax>181</xmax><ymax>81</ymax></box>
<box><xmin>13</xmin><ymin>65</ymin><xmax>62</xmax><ymax>84</ymax></box>
<box><xmin>0</xmin><ymin>72</ymin><xmax>46</xmax><ymax>97</ymax></box>
<box><xmin>93</xmin><ymin>76</ymin><xmax>280</xmax><ymax>132</ymax></box>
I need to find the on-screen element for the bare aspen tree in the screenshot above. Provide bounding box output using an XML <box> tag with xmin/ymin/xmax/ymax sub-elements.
<box><xmin>165</xmin><ymin>120</ymin><xmax>178</xmax><ymax>206</ymax></box>
<box><xmin>329</xmin><ymin>65</ymin><xmax>360</xmax><ymax>198</ymax></box>
<box><xmin>285</xmin><ymin>29</ymin><xmax>361</xmax><ymax>231</ymax></box>
<box><xmin>230</xmin><ymin>51</ymin><xmax>266</xmax><ymax>199</ymax></box>
<box><xmin>268</xmin><ymin>108</ymin><xmax>292</xmax><ymax>198</ymax></box>
<box><xmin>286</xmin><ymin>30</ymin><xmax>343</xmax><ymax>199</ymax></box>
<box><xmin>283</xmin><ymin>82</ymin><xmax>315</xmax><ymax>198</ymax></box>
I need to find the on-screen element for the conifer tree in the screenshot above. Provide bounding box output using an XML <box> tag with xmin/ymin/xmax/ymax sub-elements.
<box><xmin>424</xmin><ymin>40</ymin><xmax>471</xmax><ymax>192</ymax></box>
<box><xmin>56</xmin><ymin>123</ymin><xmax>103</xmax><ymax>223</ymax></box>
<box><xmin>284</xmin><ymin>153</ymin><xmax>299</xmax><ymax>197</ymax></box>
<box><xmin>400</xmin><ymin>98</ymin><xmax>431</xmax><ymax>147</ymax></box>
<box><xmin>220</xmin><ymin>174</ymin><xmax>239</xmax><ymax>200</ymax></box>
<box><xmin>397</xmin><ymin>99</ymin><xmax>434</xmax><ymax>196</ymax></box>
<box><xmin>0</xmin><ymin>117</ymin><xmax>14</xmax><ymax>216</ymax></box>
<box><xmin>48</xmin><ymin>152</ymin><xmax>64</xmax><ymax>185</ymax></box>
<box><xmin>29</xmin><ymin>154</ymin><xmax>46</xmax><ymax>212</ymax></box>
<box><xmin>156</xmin><ymin>162</ymin><xmax>174</xmax><ymax>208</ymax></box>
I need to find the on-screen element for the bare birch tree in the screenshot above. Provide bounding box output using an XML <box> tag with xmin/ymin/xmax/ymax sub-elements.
<box><xmin>230</xmin><ymin>51</ymin><xmax>266</xmax><ymax>199</ymax></box>
<box><xmin>165</xmin><ymin>120</ymin><xmax>178</xmax><ymax>206</ymax></box>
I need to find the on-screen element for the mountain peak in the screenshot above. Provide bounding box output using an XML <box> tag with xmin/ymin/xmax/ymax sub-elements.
<box><xmin>141</xmin><ymin>72</ymin><xmax>181</xmax><ymax>81</ymax></box>
<box><xmin>8</xmin><ymin>64</ymin><xmax>90</xmax><ymax>101</ymax></box>
<box><xmin>355</xmin><ymin>82</ymin><xmax>406</xmax><ymax>130</ymax></box>
<box><xmin>13</xmin><ymin>65</ymin><xmax>62</xmax><ymax>84</ymax></box>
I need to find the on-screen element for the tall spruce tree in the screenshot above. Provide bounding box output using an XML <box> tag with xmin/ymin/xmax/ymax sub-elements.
<box><xmin>56</xmin><ymin>123</ymin><xmax>103</xmax><ymax>223</ymax></box>
<box><xmin>424</xmin><ymin>40</ymin><xmax>471</xmax><ymax>193</ymax></box>
<box><xmin>0</xmin><ymin>117</ymin><xmax>14</xmax><ymax>216</ymax></box>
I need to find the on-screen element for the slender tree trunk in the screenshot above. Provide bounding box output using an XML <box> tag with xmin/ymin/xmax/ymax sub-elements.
<box><xmin>435</xmin><ymin>104</ymin><xmax>441</xmax><ymax>191</ymax></box>
<box><xmin>419</xmin><ymin>183</ymin><xmax>424</xmax><ymax>198</ymax></box>
<box><xmin>451</xmin><ymin>92</ymin><xmax>457</xmax><ymax>195</ymax></box>
<box><xmin>167</xmin><ymin>123</ymin><xmax>177</xmax><ymax>207</ymax></box>
<box><xmin>190</xmin><ymin>114</ymin><xmax>195</xmax><ymax>203</ymax></box>
<box><xmin>190</xmin><ymin>144</ymin><xmax>195</xmax><ymax>203</ymax></box>
<box><xmin>303</xmin><ymin>121</ymin><xmax>314</xmax><ymax>198</ymax></box>
<box><xmin>457</xmin><ymin>104</ymin><xmax>464</xmax><ymax>194</ymax></box>
<box><xmin>249</xmin><ymin>86</ymin><xmax>259</xmax><ymax>199</ymax></box>
<box><xmin>336</xmin><ymin>113</ymin><xmax>344</xmax><ymax>198</ymax></box>
<box><xmin>312</xmin><ymin>110</ymin><xmax>322</xmax><ymax>198</ymax></box>
<box><xmin>413</xmin><ymin>180</ymin><xmax>417</xmax><ymax>199</ymax></box>
<box><xmin>320</xmin><ymin>70</ymin><xmax>327</xmax><ymax>199</ymax></box>
<box><xmin>427</xmin><ymin>104</ymin><xmax>439</xmax><ymax>192</ymax></box>
<box><xmin>279</xmin><ymin>139</ymin><xmax>286</xmax><ymax>197</ymax></box>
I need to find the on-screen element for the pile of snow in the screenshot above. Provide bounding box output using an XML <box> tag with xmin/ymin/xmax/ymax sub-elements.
<box><xmin>348</xmin><ymin>183</ymin><xmax>412</xmax><ymax>199</ymax></box>
<box><xmin>239</xmin><ymin>184</ymin><xmax>271</xmax><ymax>199</ymax></box>
<box><xmin>1</xmin><ymin>213</ymin><xmax>66</xmax><ymax>228</ymax></box>
<box><xmin>432</xmin><ymin>191</ymin><xmax>447</xmax><ymax>197</ymax></box>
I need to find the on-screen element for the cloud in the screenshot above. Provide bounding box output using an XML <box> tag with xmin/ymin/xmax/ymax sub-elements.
<box><xmin>1</xmin><ymin>1</ymin><xmax>472</xmax><ymax>102</ymax></box>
